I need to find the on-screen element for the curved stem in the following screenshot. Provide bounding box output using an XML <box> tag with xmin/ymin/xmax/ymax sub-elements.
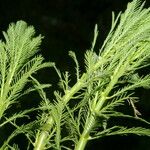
<box><xmin>34</xmin><ymin>131</ymin><xmax>48</xmax><ymax>150</ymax></box>
<box><xmin>75</xmin><ymin>115</ymin><xmax>95</xmax><ymax>150</ymax></box>
<box><xmin>75</xmin><ymin>64</ymin><xmax>122</xmax><ymax>150</ymax></box>
<box><xmin>34</xmin><ymin>76</ymin><xmax>85</xmax><ymax>150</ymax></box>
<box><xmin>34</xmin><ymin>54</ymin><xmax>111</xmax><ymax>150</ymax></box>
<box><xmin>34</xmin><ymin>116</ymin><xmax>54</xmax><ymax>150</ymax></box>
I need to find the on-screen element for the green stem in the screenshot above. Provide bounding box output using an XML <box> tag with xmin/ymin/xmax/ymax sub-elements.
<box><xmin>75</xmin><ymin>115</ymin><xmax>95</xmax><ymax>150</ymax></box>
<box><xmin>34</xmin><ymin>56</ymin><xmax>113</xmax><ymax>150</ymax></box>
<box><xmin>75</xmin><ymin>63</ymin><xmax>123</xmax><ymax>150</ymax></box>
<box><xmin>34</xmin><ymin>75</ymin><xmax>85</xmax><ymax>150</ymax></box>
<box><xmin>75</xmin><ymin>135</ymin><xmax>88</xmax><ymax>150</ymax></box>
<box><xmin>75</xmin><ymin>92</ymin><xmax>108</xmax><ymax>150</ymax></box>
<box><xmin>0</xmin><ymin>101</ymin><xmax>5</xmax><ymax>120</ymax></box>
<box><xmin>34</xmin><ymin>131</ymin><xmax>48</xmax><ymax>150</ymax></box>
<box><xmin>34</xmin><ymin>116</ymin><xmax>54</xmax><ymax>150</ymax></box>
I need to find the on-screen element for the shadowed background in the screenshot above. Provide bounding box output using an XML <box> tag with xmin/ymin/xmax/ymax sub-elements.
<box><xmin>0</xmin><ymin>0</ymin><xmax>150</xmax><ymax>149</ymax></box>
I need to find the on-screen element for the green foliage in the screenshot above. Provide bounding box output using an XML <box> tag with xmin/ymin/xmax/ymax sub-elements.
<box><xmin>0</xmin><ymin>21</ymin><xmax>53</xmax><ymax>149</ymax></box>
<box><xmin>0</xmin><ymin>20</ymin><xmax>53</xmax><ymax>118</ymax></box>
<box><xmin>1</xmin><ymin>0</ymin><xmax>150</xmax><ymax>150</ymax></box>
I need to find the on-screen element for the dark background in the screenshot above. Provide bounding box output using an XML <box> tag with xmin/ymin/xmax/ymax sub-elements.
<box><xmin>0</xmin><ymin>0</ymin><xmax>150</xmax><ymax>149</ymax></box>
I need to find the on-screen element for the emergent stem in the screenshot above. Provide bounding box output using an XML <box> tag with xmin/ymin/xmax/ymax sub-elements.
<box><xmin>34</xmin><ymin>75</ymin><xmax>85</xmax><ymax>150</ymax></box>
<box><xmin>76</xmin><ymin>64</ymin><xmax>122</xmax><ymax>150</ymax></box>
<box><xmin>34</xmin><ymin>116</ymin><xmax>54</xmax><ymax>150</ymax></box>
<box><xmin>75</xmin><ymin>115</ymin><xmax>95</xmax><ymax>150</ymax></box>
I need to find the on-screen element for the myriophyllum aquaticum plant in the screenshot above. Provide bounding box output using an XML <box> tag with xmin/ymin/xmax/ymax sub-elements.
<box><xmin>0</xmin><ymin>0</ymin><xmax>150</xmax><ymax>149</ymax></box>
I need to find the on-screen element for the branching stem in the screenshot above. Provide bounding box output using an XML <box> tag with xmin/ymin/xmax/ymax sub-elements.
<box><xmin>34</xmin><ymin>74</ymin><xmax>86</xmax><ymax>150</ymax></box>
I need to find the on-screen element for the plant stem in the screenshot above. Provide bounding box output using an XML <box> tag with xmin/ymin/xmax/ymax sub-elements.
<box><xmin>75</xmin><ymin>115</ymin><xmax>95</xmax><ymax>150</ymax></box>
<box><xmin>34</xmin><ymin>54</ymin><xmax>115</xmax><ymax>150</ymax></box>
<box><xmin>74</xmin><ymin>94</ymin><xmax>107</xmax><ymax>150</ymax></box>
<box><xmin>0</xmin><ymin>101</ymin><xmax>5</xmax><ymax>119</ymax></box>
<box><xmin>34</xmin><ymin>75</ymin><xmax>85</xmax><ymax>150</ymax></box>
<box><xmin>75</xmin><ymin>63</ymin><xmax>122</xmax><ymax>150</ymax></box>
<box><xmin>34</xmin><ymin>131</ymin><xmax>48</xmax><ymax>150</ymax></box>
<box><xmin>34</xmin><ymin>116</ymin><xmax>54</xmax><ymax>150</ymax></box>
<box><xmin>75</xmin><ymin>135</ymin><xmax>89</xmax><ymax>150</ymax></box>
